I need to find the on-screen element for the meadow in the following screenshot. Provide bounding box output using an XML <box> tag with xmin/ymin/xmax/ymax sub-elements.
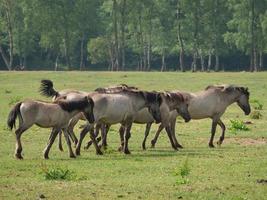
<box><xmin>0</xmin><ymin>71</ymin><xmax>266</xmax><ymax>200</ymax></box>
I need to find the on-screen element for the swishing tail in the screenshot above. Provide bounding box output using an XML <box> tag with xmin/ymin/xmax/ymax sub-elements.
<box><xmin>39</xmin><ymin>79</ymin><xmax>59</xmax><ymax>98</ymax></box>
<box><xmin>7</xmin><ymin>102</ymin><xmax>22</xmax><ymax>130</ymax></box>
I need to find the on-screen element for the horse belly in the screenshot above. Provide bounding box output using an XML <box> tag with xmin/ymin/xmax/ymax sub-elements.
<box><xmin>134</xmin><ymin>108</ymin><xmax>154</xmax><ymax>124</ymax></box>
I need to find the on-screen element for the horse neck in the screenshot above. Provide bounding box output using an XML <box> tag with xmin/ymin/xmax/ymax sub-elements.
<box><xmin>163</xmin><ymin>97</ymin><xmax>178</xmax><ymax>111</ymax></box>
<box><xmin>130</xmin><ymin>93</ymin><xmax>147</xmax><ymax>111</ymax></box>
<box><xmin>220</xmin><ymin>90</ymin><xmax>240</xmax><ymax>106</ymax></box>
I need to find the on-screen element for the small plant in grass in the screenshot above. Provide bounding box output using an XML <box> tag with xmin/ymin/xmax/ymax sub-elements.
<box><xmin>250</xmin><ymin>111</ymin><xmax>262</xmax><ymax>119</ymax></box>
<box><xmin>250</xmin><ymin>99</ymin><xmax>263</xmax><ymax>110</ymax></box>
<box><xmin>40</xmin><ymin>163</ymin><xmax>75</xmax><ymax>181</ymax></box>
<box><xmin>229</xmin><ymin>120</ymin><xmax>250</xmax><ymax>134</ymax></box>
<box><xmin>174</xmin><ymin>157</ymin><xmax>190</xmax><ymax>185</ymax></box>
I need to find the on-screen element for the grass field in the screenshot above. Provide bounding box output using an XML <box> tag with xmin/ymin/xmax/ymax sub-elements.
<box><xmin>0</xmin><ymin>71</ymin><xmax>266</xmax><ymax>200</ymax></box>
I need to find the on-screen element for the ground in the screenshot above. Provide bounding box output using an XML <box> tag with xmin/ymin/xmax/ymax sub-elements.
<box><xmin>0</xmin><ymin>71</ymin><xmax>266</xmax><ymax>200</ymax></box>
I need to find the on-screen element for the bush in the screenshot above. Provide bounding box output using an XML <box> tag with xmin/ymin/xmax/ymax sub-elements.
<box><xmin>40</xmin><ymin>163</ymin><xmax>75</xmax><ymax>181</ymax></box>
<box><xmin>250</xmin><ymin>99</ymin><xmax>263</xmax><ymax>110</ymax></box>
<box><xmin>250</xmin><ymin>111</ymin><xmax>262</xmax><ymax>119</ymax></box>
<box><xmin>229</xmin><ymin>120</ymin><xmax>250</xmax><ymax>134</ymax></box>
<box><xmin>175</xmin><ymin>157</ymin><xmax>190</xmax><ymax>185</ymax></box>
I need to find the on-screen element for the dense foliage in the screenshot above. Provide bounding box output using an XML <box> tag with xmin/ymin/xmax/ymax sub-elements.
<box><xmin>0</xmin><ymin>0</ymin><xmax>267</xmax><ymax>71</ymax></box>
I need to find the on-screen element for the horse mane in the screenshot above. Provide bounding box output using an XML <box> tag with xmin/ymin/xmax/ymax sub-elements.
<box><xmin>55</xmin><ymin>97</ymin><xmax>89</xmax><ymax>112</ymax></box>
<box><xmin>205</xmin><ymin>84</ymin><xmax>250</xmax><ymax>96</ymax></box>
<box><xmin>95</xmin><ymin>84</ymin><xmax>138</xmax><ymax>93</ymax></box>
<box><xmin>164</xmin><ymin>91</ymin><xmax>185</xmax><ymax>102</ymax></box>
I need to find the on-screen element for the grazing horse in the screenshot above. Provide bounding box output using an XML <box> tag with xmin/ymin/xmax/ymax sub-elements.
<box><xmin>74</xmin><ymin>89</ymin><xmax>163</xmax><ymax>155</ymax></box>
<box><xmin>150</xmin><ymin>85</ymin><xmax>251</xmax><ymax>148</ymax></box>
<box><xmin>7</xmin><ymin>95</ymin><xmax>95</xmax><ymax>159</ymax></box>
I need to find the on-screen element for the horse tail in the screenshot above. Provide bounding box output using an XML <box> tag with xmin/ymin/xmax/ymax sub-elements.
<box><xmin>39</xmin><ymin>79</ymin><xmax>59</xmax><ymax>98</ymax></box>
<box><xmin>7</xmin><ymin>102</ymin><xmax>22</xmax><ymax>130</ymax></box>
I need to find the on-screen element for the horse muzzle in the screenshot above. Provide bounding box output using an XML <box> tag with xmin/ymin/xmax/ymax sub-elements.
<box><xmin>184</xmin><ymin>116</ymin><xmax>191</xmax><ymax>123</ymax></box>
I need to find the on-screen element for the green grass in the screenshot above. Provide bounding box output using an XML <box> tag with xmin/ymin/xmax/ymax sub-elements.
<box><xmin>0</xmin><ymin>71</ymin><xmax>267</xmax><ymax>200</ymax></box>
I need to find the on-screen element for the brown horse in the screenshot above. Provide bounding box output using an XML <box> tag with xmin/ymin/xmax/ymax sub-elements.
<box><xmin>150</xmin><ymin>85</ymin><xmax>251</xmax><ymax>148</ymax></box>
<box><xmin>7</xmin><ymin>95</ymin><xmax>95</xmax><ymax>159</ymax></box>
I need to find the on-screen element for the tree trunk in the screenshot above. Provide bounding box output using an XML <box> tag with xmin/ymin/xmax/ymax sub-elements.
<box><xmin>0</xmin><ymin>0</ymin><xmax>14</xmax><ymax>70</ymax></box>
<box><xmin>177</xmin><ymin>0</ymin><xmax>185</xmax><ymax>72</ymax></box>
<box><xmin>215</xmin><ymin>54</ymin><xmax>219</xmax><ymax>71</ymax></box>
<box><xmin>79</xmin><ymin>33</ymin><xmax>85</xmax><ymax>71</ymax></box>
<box><xmin>259</xmin><ymin>51</ymin><xmax>263</xmax><ymax>71</ymax></box>
<box><xmin>250</xmin><ymin>0</ymin><xmax>255</xmax><ymax>72</ymax></box>
<box><xmin>120</xmin><ymin>0</ymin><xmax>127</xmax><ymax>71</ymax></box>
<box><xmin>191</xmin><ymin>52</ymin><xmax>197</xmax><ymax>72</ymax></box>
<box><xmin>113</xmin><ymin>0</ymin><xmax>120</xmax><ymax>71</ymax></box>
<box><xmin>55</xmin><ymin>55</ymin><xmax>59</xmax><ymax>71</ymax></box>
<box><xmin>207</xmin><ymin>51</ymin><xmax>212</xmax><ymax>72</ymax></box>
<box><xmin>161</xmin><ymin>53</ymin><xmax>166</xmax><ymax>72</ymax></box>
<box><xmin>200</xmin><ymin>50</ymin><xmax>205</xmax><ymax>71</ymax></box>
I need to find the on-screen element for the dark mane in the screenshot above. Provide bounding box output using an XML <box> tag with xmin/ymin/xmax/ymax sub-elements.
<box><xmin>164</xmin><ymin>92</ymin><xmax>185</xmax><ymax>102</ymax></box>
<box><xmin>56</xmin><ymin>97</ymin><xmax>89</xmax><ymax>112</ymax></box>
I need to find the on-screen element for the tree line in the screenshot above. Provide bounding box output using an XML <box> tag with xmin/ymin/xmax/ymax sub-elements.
<box><xmin>0</xmin><ymin>0</ymin><xmax>267</xmax><ymax>71</ymax></box>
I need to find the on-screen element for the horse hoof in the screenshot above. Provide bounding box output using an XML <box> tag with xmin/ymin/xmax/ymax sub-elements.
<box><xmin>177</xmin><ymin>144</ymin><xmax>183</xmax><ymax>149</ymax></box>
<box><xmin>70</xmin><ymin>155</ymin><xmax>76</xmax><ymax>158</ymax></box>
<box><xmin>15</xmin><ymin>154</ymin><xmax>23</xmax><ymax>160</ymax></box>
<box><xmin>151</xmin><ymin>140</ymin><xmax>156</xmax><ymax>148</ymax></box>
<box><xmin>118</xmin><ymin>146</ymin><xmax>123</xmax><ymax>152</ymax></box>
<box><xmin>96</xmin><ymin>151</ymin><xmax>103</xmax><ymax>155</ymax></box>
<box><xmin>75</xmin><ymin>150</ymin><xmax>81</xmax><ymax>156</ymax></box>
<box><xmin>124</xmin><ymin>150</ymin><xmax>131</xmax><ymax>154</ymax></box>
<box><xmin>209</xmin><ymin>144</ymin><xmax>215</xmax><ymax>148</ymax></box>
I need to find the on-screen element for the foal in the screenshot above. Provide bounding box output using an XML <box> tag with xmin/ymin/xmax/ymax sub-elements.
<box><xmin>7</xmin><ymin>95</ymin><xmax>95</xmax><ymax>159</ymax></box>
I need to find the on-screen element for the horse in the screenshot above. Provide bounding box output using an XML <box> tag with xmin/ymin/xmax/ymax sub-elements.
<box><xmin>150</xmin><ymin>85</ymin><xmax>251</xmax><ymax>148</ymax></box>
<box><xmin>86</xmin><ymin>91</ymin><xmax>191</xmax><ymax>151</ymax></box>
<box><xmin>74</xmin><ymin>88</ymin><xmax>163</xmax><ymax>155</ymax></box>
<box><xmin>39</xmin><ymin>80</ymin><xmax>138</xmax><ymax>151</ymax></box>
<box><xmin>7</xmin><ymin>94</ymin><xmax>95</xmax><ymax>159</ymax></box>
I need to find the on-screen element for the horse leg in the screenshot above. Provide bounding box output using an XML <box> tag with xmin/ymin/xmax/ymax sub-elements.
<box><xmin>89</xmin><ymin>125</ymin><xmax>103</xmax><ymax>155</ymax></box>
<box><xmin>165</xmin><ymin>126</ymin><xmax>178</xmax><ymax>150</ymax></box>
<box><xmin>123</xmin><ymin>123</ymin><xmax>132</xmax><ymax>154</ymax></box>
<box><xmin>75</xmin><ymin>124</ymin><xmax>90</xmax><ymax>156</ymax></box>
<box><xmin>44</xmin><ymin>128</ymin><xmax>60</xmax><ymax>159</ymax></box>
<box><xmin>14</xmin><ymin>126</ymin><xmax>29</xmax><ymax>159</ymax></box>
<box><xmin>68</xmin><ymin>117</ymin><xmax>79</xmax><ymax>146</ymax></box>
<box><xmin>151</xmin><ymin>123</ymin><xmax>164</xmax><ymax>148</ymax></box>
<box><xmin>142</xmin><ymin>123</ymin><xmax>152</xmax><ymax>150</ymax></box>
<box><xmin>62</xmin><ymin>128</ymin><xmax>76</xmax><ymax>158</ymax></box>
<box><xmin>57</xmin><ymin>130</ymin><xmax>64</xmax><ymax>152</ymax></box>
<box><xmin>217</xmin><ymin>119</ymin><xmax>226</xmax><ymax>146</ymax></box>
<box><xmin>209</xmin><ymin>119</ymin><xmax>218</xmax><ymax>148</ymax></box>
<box><xmin>84</xmin><ymin>123</ymin><xmax>102</xmax><ymax>150</ymax></box>
<box><xmin>118</xmin><ymin>125</ymin><xmax>125</xmax><ymax>151</ymax></box>
<box><xmin>170</xmin><ymin>119</ymin><xmax>183</xmax><ymax>148</ymax></box>
<box><xmin>102</xmin><ymin>124</ymin><xmax>110</xmax><ymax>148</ymax></box>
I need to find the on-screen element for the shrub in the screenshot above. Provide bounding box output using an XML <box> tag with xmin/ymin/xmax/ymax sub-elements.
<box><xmin>40</xmin><ymin>163</ymin><xmax>75</xmax><ymax>181</ymax></box>
<box><xmin>175</xmin><ymin>157</ymin><xmax>190</xmax><ymax>185</ymax></box>
<box><xmin>250</xmin><ymin>111</ymin><xmax>262</xmax><ymax>119</ymax></box>
<box><xmin>229</xmin><ymin>120</ymin><xmax>250</xmax><ymax>134</ymax></box>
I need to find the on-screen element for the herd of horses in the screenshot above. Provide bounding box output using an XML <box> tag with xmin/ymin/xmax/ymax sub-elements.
<box><xmin>7</xmin><ymin>80</ymin><xmax>251</xmax><ymax>159</ymax></box>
